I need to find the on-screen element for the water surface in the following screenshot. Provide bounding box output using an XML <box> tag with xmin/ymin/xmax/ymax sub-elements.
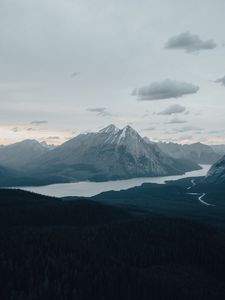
<box><xmin>21</xmin><ymin>165</ymin><xmax>211</xmax><ymax>197</ymax></box>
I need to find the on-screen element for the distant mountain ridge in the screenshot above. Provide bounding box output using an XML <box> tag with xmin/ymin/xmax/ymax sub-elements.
<box><xmin>0</xmin><ymin>139</ymin><xmax>50</xmax><ymax>169</ymax></box>
<box><xmin>210</xmin><ymin>144</ymin><xmax>225</xmax><ymax>156</ymax></box>
<box><xmin>157</xmin><ymin>141</ymin><xmax>221</xmax><ymax>164</ymax></box>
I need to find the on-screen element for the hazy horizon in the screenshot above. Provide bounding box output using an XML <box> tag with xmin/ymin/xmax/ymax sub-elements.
<box><xmin>0</xmin><ymin>123</ymin><xmax>224</xmax><ymax>146</ymax></box>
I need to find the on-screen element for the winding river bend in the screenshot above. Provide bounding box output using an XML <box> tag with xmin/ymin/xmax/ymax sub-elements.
<box><xmin>21</xmin><ymin>165</ymin><xmax>211</xmax><ymax>198</ymax></box>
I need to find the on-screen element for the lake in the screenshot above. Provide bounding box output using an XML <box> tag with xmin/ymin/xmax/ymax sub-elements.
<box><xmin>21</xmin><ymin>165</ymin><xmax>211</xmax><ymax>198</ymax></box>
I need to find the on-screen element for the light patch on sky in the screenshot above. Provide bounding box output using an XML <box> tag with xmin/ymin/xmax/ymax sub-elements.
<box><xmin>0</xmin><ymin>0</ymin><xmax>225</xmax><ymax>145</ymax></box>
<box><xmin>0</xmin><ymin>125</ymin><xmax>70</xmax><ymax>145</ymax></box>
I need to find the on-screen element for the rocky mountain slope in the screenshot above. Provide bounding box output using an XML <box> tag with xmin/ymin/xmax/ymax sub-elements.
<box><xmin>204</xmin><ymin>155</ymin><xmax>225</xmax><ymax>184</ymax></box>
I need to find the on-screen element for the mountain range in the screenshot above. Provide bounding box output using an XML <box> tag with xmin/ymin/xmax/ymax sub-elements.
<box><xmin>0</xmin><ymin>124</ymin><xmax>225</xmax><ymax>186</ymax></box>
<box><xmin>156</xmin><ymin>141</ymin><xmax>221</xmax><ymax>164</ymax></box>
<box><xmin>24</xmin><ymin>124</ymin><xmax>201</xmax><ymax>183</ymax></box>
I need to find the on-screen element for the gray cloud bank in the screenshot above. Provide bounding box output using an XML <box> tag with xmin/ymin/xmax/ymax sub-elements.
<box><xmin>174</xmin><ymin>126</ymin><xmax>203</xmax><ymax>133</ymax></box>
<box><xmin>215</xmin><ymin>75</ymin><xmax>225</xmax><ymax>86</ymax></box>
<box><xmin>30</xmin><ymin>120</ymin><xmax>48</xmax><ymax>125</ymax></box>
<box><xmin>143</xmin><ymin>127</ymin><xmax>155</xmax><ymax>131</ymax></box>
<box><xmin>165</xmin><ymin>32</ymin><xmax>217</xmax><ymax>53</ymax></box>
<box><xmin>87</xmin><ymin>107</ymin><xmax>112</xmax><ymax>117</ymax></box>
<box><xmin>133</xmin><ymin>79</ymin><xmax>199</xmax><ymax>101</ymax></box>
<box><xmin>70</xmin><ymin>72</ymin><xmax>81</xmax><ymax>78</ymax></box>
<box><xmin>167</xmin><ymin>117</ymin><xmax>187</xmax><ymax>124</ymax></box>
<box><xmin>157</xmin><ymin>104</ymin><xmax>186</xmax><ymax>115</ymax></box>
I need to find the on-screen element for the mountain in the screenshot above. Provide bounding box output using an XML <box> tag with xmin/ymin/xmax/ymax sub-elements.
<box><xmin>0</xmin><ymin>139</ymin><xmax>49</xmax><ymax>169</ymax></box>
<box><xmin>40</xmin><ymin>141</ymin><xmax>57</xmax><ymax>150</ymax></box>
<box><xmin>0</xmin><ymin>165</ymin><xmax>19</xmax><ymax>185</ymax></box>
<box><xmin>204</xmin><ymin>155</ymin><xmax>225</xmax><ymax>184</ymax></box>
<box><xmin>157</xmin><ymin>141</ymin><xmax>221</xmax><ymax>164</ymax></box>
<box><xmin>210</xmin><ymin>144</ymin><xmax>225</xmax><ymax>156</ymax></box>
<box><xmin>27</xmin><ymin>125</ymin><xmax>200</xmax><ymax>182</ymax></box>
<box><xmin>143</xmin><ymin>136</ymin><xmax>155</xmax><ymax>144</ymax></box>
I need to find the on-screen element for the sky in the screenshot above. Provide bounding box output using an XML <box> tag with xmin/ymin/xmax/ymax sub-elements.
<box><xmin>0</xmin><ymin>0</ymin><xmax>225</xmax><ymax>145</ymax></box>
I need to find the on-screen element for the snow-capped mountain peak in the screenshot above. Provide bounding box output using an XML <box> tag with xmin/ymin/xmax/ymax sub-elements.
<box><xmin>117</xmin><ymin>125</ymin><xmax>141</xmax><ymax>144</ymax></box>
<box><xmin>99</xmin><ymin>124</ymin><xmax>120</xmax><ymax>134</ymax></box>
<box><xmin>123</xmin><ymin>125</ymin><xmax>139</xmax><ymax>136</ymax></box>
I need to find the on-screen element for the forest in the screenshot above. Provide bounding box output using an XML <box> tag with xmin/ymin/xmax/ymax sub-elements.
<box><xmin>0</xmin><ymin>189</ymin><xmax>225</xmax><ymax>299</ymax></box>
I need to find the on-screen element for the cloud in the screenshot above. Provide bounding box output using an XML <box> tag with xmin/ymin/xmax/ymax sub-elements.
<box><xmin>87</xmin><ymin>107</ymin><xmax>112</xmax><ymax>117</ymax></box>
<box><xmin>132</xmin><ymin>79</ymin><xmax>199</xmax><ymax>101</ymax></box>
<box><xmin>31</xmin><ymin>120</ymin><xmax>48</xmax><ymax>125</ymax></box>
<box><xmin>208</xmin><ymin>130</ymin><xmax>225</xmax><ymax>134</ymax></box>
<box><xmin>215</xmin><ymin>75</ymin><xmax>225</xmax><ymax>86</ymax></box>
<box><xmin>27</xmin><ymin>127</ymin><xmax>35</xmax><ymax>131</ymax></box>
<box><xmin>194</xmin><ymin>111</ymin><xmax>202</xmax><ymax>116</ymax></box>
<box><xmin>70</xmin><ymin>72</ymin><xmax>81</xmax><ymax>78</ymax></box>
<box><xmin>165</xmin><ymin>32</ymin><xmax>217</xmax><ymax>53</ymax></box>
<box><xmin>174</xmin><ymin>126</ymin><xmax>203</xmax><ymax>133</ymax></box>
<box><xmin>164</xmin><ymin>126</ymin><xmax>203</xmax><ymax>135</ymax></box>
<box><xmin>142</xmin><ymin>113</ymin><xmax>149</xmax><ymax>118</ymax></box>
<box><xmin>177</xmin><ymin>134</ymin><xmax>193</xmax><ymax>141</ymax></box>
<box><xmin>11</xmin><ymin>127</ymin><xmax>19</xmax><ymax>132</ymax></box>
<box><xmin>143</xmin><ymin>127</ymin><xmax>155</xmax><ymax>131</ymax></box>
<box><xmin>157</xmin><ymin>104</ymin><xmax>186</xmax><ymax>115</ymax></box>
<box><xmin>167</xmin><ymin>117</ymin><xmax>187</xmax><ymax>124</ymax></box>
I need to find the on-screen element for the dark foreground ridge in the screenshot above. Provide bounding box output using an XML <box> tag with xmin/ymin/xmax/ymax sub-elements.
<box><xmin>91</xmin><ymin>177</ymin><xmax>225</xmax><ymax>229</ymax></box>
<box><xmin>1</xmin><ymin>189</ymin><xmax>225</xmax><ymax>299</ymax></box>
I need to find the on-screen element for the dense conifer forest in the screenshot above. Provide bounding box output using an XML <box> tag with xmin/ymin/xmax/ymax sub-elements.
<box><xmin>0</xmin><ymin>189</ymin><xmax>225</xmax><ymax>299</ymax></box>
